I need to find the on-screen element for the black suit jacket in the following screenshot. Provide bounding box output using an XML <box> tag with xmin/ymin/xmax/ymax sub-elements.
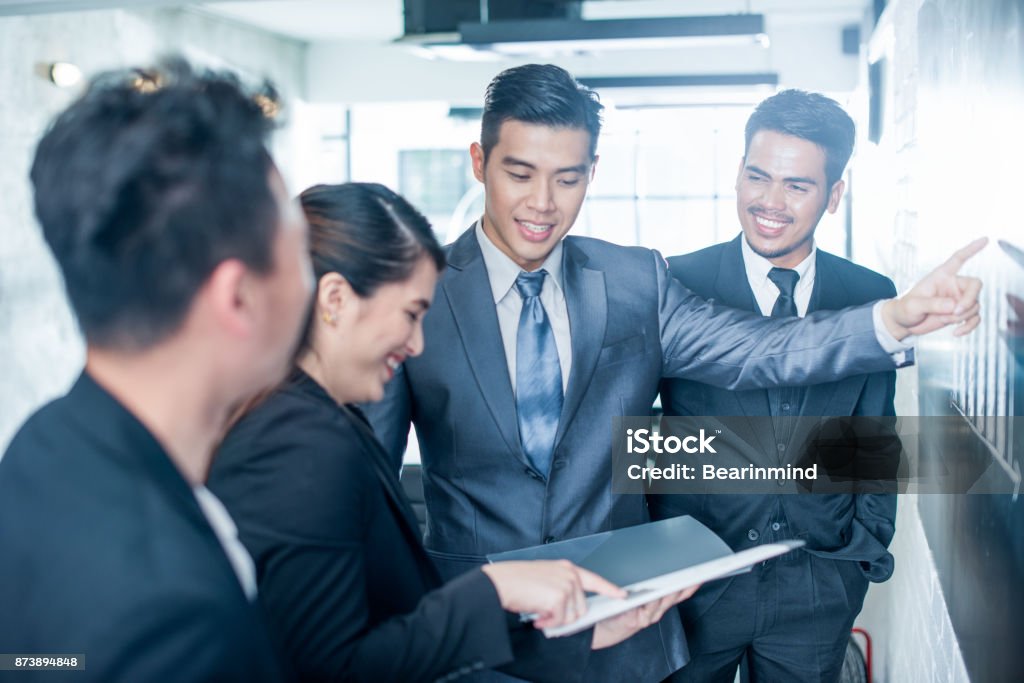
<box><xmin>651</xmin><ymin>237</ymin><xmax>898</xmax><ymax>596</ymax></box>
<box><xmin>208</xmin><ymin>370</ymin><xmax>590</xmax><ymax>683</ymax></box>
<box><xmin>0</xmin><ymin>373</ymin><xmax>283</xmax><ymax>683</ymax></box>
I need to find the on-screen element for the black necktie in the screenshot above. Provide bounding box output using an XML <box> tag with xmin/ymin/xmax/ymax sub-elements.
<box><xmin>768</xmin><ymin>268</ymin><xmax>800</xmax><ymax>318</ymax></box>
<box><xmin>767</xmin><ymin>267</ymin><xmax>802</xmax><ymax>449</ymax></box>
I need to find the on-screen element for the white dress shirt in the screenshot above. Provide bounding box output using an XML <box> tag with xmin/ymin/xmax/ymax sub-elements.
<box><xmin>740</xmin><ymin>236</ymin><xmax>817</xmax><ymax>317</ymax></box>
<box><xmin>193</xmin><ymin>485</ymin><xmax>258</xmax><ymax>601</ymax></box>
<box><xmin>739</xmin><ymin>236</ymin><xmax>913</xmax><ymax>361</ymax></box>
<box><xmin>475</xmin><ymin>222</ymin><xmax>572</xmax><ymax>392</ymax></box>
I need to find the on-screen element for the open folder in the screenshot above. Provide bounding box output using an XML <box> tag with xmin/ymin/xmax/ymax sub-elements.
<box><xmin>487</xmin><ymin>515</ymin><xmax>804</xmax><ymax>637</ymax></box>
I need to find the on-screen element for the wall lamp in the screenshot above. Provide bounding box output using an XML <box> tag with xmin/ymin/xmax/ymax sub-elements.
<box><xmin>45</xmin><ymin>61</ymin><xmax>82</xmax><ymax>88</ymax></box>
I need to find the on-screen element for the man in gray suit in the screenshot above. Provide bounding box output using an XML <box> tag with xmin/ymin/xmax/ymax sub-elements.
<box><xmin>364</xmin><ymin>64</ymin><xmax>983</xmax><ymax>682</ymax></box>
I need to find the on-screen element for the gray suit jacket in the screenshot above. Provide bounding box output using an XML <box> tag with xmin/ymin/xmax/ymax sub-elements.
<box><xmin>364</xmin><ymin>228</ymin><xmax>898</xmax><ymax>682</ymax></box>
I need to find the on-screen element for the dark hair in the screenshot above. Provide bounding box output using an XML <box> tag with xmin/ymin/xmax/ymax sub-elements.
<box><xmin>30</xmin><ymin>57</ymin><xmax>280</xmax><ymax>350</ymax></box>
<box><xmin>480</xmin><ymin>63</ymin><xmax>603</xmax><ymax>161</ymax></box>
<box><xmin>296</xmin><ymin>182</ymin><xmax>445</xmax><ymax>350</ymax></box>
<box><xmin>744</xmin><ymin>89</ymin><xmax>856</xmax><ymax>188</ymax></box>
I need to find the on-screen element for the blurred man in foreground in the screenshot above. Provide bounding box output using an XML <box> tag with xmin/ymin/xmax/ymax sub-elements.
<box><xmin>0</xmin><ymin>60</ymin><xmax>312</xmax><ymax>681</ymax></box>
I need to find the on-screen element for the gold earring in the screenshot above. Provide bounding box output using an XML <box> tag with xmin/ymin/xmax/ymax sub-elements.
<box><xmin>322</xmin><ymin>311</ymin><xmax>334</xmax><ymax>324</ymax></box>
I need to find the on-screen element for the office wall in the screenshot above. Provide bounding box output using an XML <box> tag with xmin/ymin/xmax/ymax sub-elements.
<box><xmin>912</xmin><ymin>0</ymin><xmax>1024</xmax><ymax>677</ymax></box>
<box><xmin>0</xmin><ymin>7</ymin><xmax>305</xmax><ymax>453</ymax></box>
<box><xmin>854</xmin><ymin>0</ymin><xmax>1024</xmax><ymax>680</ymax></box>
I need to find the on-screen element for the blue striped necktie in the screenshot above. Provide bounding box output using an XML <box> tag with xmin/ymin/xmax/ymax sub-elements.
<box><xmin>515</xmin><ymin>270</ymin><xmax>563</xmax><ymax>476</ymax></box>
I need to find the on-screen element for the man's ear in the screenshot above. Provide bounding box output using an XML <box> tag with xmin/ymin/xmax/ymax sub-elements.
<box><xmin>205</xmin><ymin>259</ymin><xmax>251</xmax><ymax>338</ymax></box>
<box><xmin>735</xmin><ymin>156</ymin><xmax>745</xmax><ymax>192</ymax></box>
<box><xmin>826</xmin><ymin>179</ymin><xmax>846</xmax><ymax>214</ymax></box>
<box><xmin>470</xmin><ymin>142</ymin><xmax>486</xmax><ymax>183</ymax></box>
<box><xmin>590</xmin><ymin>154</ymin><xmax>599</xmax><ymax>182</ymax></box>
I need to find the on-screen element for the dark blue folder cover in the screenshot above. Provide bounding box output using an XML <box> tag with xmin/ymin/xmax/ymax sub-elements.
<box><xmin>486</xmin><ymin>515</ymin><xmax>735</xmax><ymax>587</ymax></box>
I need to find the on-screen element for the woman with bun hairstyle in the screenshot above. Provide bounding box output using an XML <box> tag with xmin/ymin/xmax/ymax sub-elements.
<box><xmin>210</xmin><ymin>182</ymin><xmax>690</xmax><ymax>683</ymax></box>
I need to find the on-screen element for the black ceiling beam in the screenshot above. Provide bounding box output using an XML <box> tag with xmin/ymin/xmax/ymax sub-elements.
<box><xmin>459</xmin><ymin>14</ymin><xmax>765</xmax><ymax>45</ymax></box>
<box><xmin>577</xmin><ymin>73</ymin><xmax>779</xmax><ymax>88</ymax></box>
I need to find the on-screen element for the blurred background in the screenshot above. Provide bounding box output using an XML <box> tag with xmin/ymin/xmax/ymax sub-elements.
<box><xmin>1</xmin><ymin>1</ymin><xmax>1021</xmax><ymax>680</ymax></box>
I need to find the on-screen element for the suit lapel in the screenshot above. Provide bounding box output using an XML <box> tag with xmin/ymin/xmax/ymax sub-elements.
<box><xmin>715</xmin><ymin>238</ymin><xmax>774</xmax><ymax>427</ymax></box>
<box><xmin>713</xmin><ymin>237</ymin><xmax>760</xmax><ymax>312</ymax></box>
<box><xmin>71</xmin><ymin>374</ymin><xmax>213</xmax><ymax>533</ymax></box>
<box><xmin>69</xmin><ymin>374</ymin><xmax>245</xmax><ymax>594</ymax></box>
<box><xmin>345</xmin><ymin>406</ymin><xmax>442</xmax><ymax>583</ymax></box>
<box><xmin>554</xmin><ymin>239</ymin><xmax>607</xmax><ymax>450</ymax></box>
<box><xmin>803</xmin><ymin>252</ymin><xmax>866</xmax><ymax>414</ymax></box>
<box><xmin>349</xmin><ymin>411</ymin><xmax>427</xmax><ymax>535</ymax></box>
<box><xmin>442</xmin><ymin>230</ymin><xmax>524</xmax><ymax>459</ymax></box>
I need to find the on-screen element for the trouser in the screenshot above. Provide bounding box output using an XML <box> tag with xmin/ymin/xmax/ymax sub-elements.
<box><xmin>665</xmin><ymin>551</ymin><xmax>868</xmax><ymax>683</ymax></box>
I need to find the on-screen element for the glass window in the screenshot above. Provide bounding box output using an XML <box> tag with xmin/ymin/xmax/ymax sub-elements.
<box><xmin>399</xmin><ymin>149</ymin><xmax>471</xmax><ymax>218</ymax></box>
<box><xmin>577</xmin><ymin>199</ymin><xmax>636</xmax><ymax>244</ymax></box>
<box><xmin>637</xmin><ymin>199</ymin><xmax>718</xmax><ymax>256</ymax></box>
<box><xmin>344</xmin><ymin>101</ymin><xmax>848</xmax><ymax>257</ymax></box>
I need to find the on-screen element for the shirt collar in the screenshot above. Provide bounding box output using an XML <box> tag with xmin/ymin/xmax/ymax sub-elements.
<box><xmin>740</xmin><ymin>235</ymin><xmax>816</xmax><ymax>291</ymax></box>
<box><xmin>474</xmin><ymin>220</ymin><xmax>565</xmax><ymax>303</ymax></box>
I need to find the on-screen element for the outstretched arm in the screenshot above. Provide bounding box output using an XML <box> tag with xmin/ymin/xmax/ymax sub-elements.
<box><xmin>659</xmin><ymin>239</ymin><xmax>986</xmax><ymax>390</ymax></box>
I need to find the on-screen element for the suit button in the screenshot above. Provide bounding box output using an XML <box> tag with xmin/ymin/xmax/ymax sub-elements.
<box><xmin>544</xmin><ymin>536</ymin><xmax>556</xmax><ymax>544</ymax></box>
<box><xmin>777</xmin><ymin>480</ymin><xmax>785</xmax><ymax>487</ymax></box>
<box><xmin>772</xmin><ymin>522</ymin><xmax>781</xmax><ymax>531</ymax></box>
<box><xmin>777</xmin><ymin>443</ymin><xmax>786</xmax><ymax>452</ymax></box>
<box><xmin>747</xmin><ymin>529</ymin><xmax>760</xmax><ymax>541</ymax></box>
<box><xmin>781</xmin><ymin>403</ymin><xmax>791</xmax><ymax>411</ymax></box>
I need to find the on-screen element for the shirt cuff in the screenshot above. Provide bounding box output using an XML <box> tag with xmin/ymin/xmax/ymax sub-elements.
<box><xmin>872</xmin><ymin>301</ymin><xmax>916</xmax><ymax>368</ymax></box>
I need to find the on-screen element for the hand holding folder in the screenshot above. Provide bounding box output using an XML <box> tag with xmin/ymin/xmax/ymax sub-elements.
<box><xmin>488</xmin><ymin>515</ymin><xmax>804</xmax><ymax>637</ymax></box>
<box><xmin>589</xmin><ymin>583</ymin><xmax>700</xmax><ymax>649</ymax></box>
<box><xmin>480</xmin><ymin>559</ymin><xmax>626</xmax><ymax>631</ymax></box>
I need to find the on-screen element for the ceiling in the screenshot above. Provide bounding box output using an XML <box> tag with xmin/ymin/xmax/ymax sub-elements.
<box><xmin>200</xmin><ymin>0</ymin><xmax>405</xmax><ymax>42</ymax></box>
<box><xmin>198</xmin><ymin>0</ymin><xmax>867</xmax><ymax>44</ymax></box>
<box><xmin>0</xmin><ymin>0</ymin><xmax>869</xmax><ymax>47</ymax></box>
<box><xmin>0</xmin><ymin>0</ymin><xmax>872</xmax><ymax>102</ymax></box>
